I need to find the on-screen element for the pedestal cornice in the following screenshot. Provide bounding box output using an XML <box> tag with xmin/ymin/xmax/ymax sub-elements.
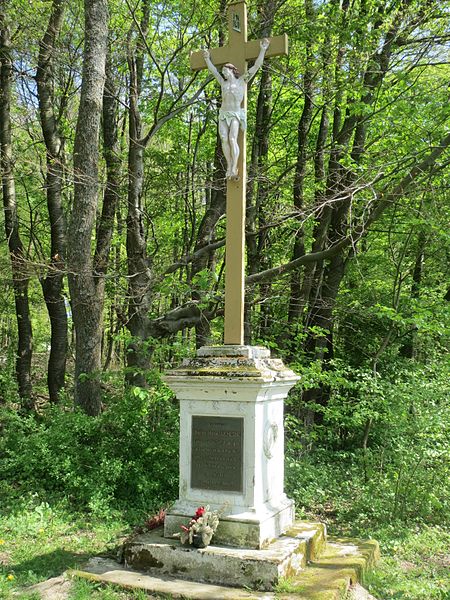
<box><xmin>164</xmin><ymin>345</ymin><xmax>300</xmax><ymax>387</ymax></box>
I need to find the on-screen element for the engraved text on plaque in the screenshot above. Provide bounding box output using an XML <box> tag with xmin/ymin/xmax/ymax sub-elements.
<box><xmin>191</xmin><ymin>416</ymin><xmax>243</xmax><ymax>492</ymax></box>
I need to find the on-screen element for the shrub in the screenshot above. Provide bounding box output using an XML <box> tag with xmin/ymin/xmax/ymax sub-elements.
<box><xmin>0</xmin><ymin>374</ymin><xmax>179</xmax><ymax>518</ymax></box>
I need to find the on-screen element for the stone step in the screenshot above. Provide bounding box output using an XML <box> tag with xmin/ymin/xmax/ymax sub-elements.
<box><xmin>70</xmin><ymin>527</ymin><xmax>379</xmax><ymax>599</ymax></box>
<box><xmin>72</xmin><ymin>559</ymin><xmax>271</xmax><ymax>599</ymax></box>
<box><xmin>275</xmin><ymin>537</ymin><xmax>380</xmax><ymax>599</ymax></box>
<box><xmin>284</xmin><ymin>521</ymin><xmax>327</xmax><ymax>561</ymax></box>
<box><xmin>121</xmin><ymin>522</ymin><xmax>325</xmax><ymax>590</ymax></box>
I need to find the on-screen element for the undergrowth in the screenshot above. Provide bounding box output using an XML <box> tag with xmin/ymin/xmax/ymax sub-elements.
<box><xmin>0</xmin><ymin>374</ymin><xmax>179</xmax><ymax>520</ymax></box>
<box><xmin>0</xmin><ymin>361</ymin><xmax>448</xmax><ymax>599</ymax></box>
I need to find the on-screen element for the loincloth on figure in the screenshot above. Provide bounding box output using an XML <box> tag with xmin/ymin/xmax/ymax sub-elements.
<box><xmin>218</xmin><ymin>108</ymin><xmax>247</xmax><ymax>131</ymax></box>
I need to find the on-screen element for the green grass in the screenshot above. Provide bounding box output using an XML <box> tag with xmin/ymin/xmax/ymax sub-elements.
<box><xmin>68</xmin><ymin>580</ymin><xmax>155</xmax><ymax>599</ymax></box>
<box><xmin>363</xmin><ymin>525</ymin><xmax>450</xmax><ymax>600</ymax></box>
<box><xmin>0</xmin><ymin>497</ymin><xmax>129</xmax><ymax>599</ymax></box>
<box><xmin>1</xmin><ymin>498</ymin><xmax>449</xmax><ymax>599</ymax></box>
<box><xmin>0</xmin><ymin>497</ymin><xmax>176</xmax><ymax>599</ymax></box>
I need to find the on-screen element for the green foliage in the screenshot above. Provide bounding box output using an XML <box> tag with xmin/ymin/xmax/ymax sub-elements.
<box><xmin>286</xmin><ymin>357</ymin><xmax>450</xmax><ymax>527</ymax></box>
<box><xmin>285</xmin><ymin>355</ymin><xmax>449</xmax><ymax>599</ymax></box>
<box><xmin>0</xmin><ymin>374</ymin><xmax>179</xmax><ymax>519</ymax></box>
<box><xmin>0</xmin><ymin>355</ymin><xmax>19</xmax><ymax>405</ymax></box>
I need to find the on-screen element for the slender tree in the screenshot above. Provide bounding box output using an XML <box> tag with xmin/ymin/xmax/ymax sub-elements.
<box><xmin>124</xmin><ymin>0</ymin><xmax>206</xmax><ymax>381</ymax></box>
<box><xmin>245</xmin><ymin>0</ymin><xmax>278</xmax><ymax>344</ymax></box>
<box><xmin>0</xmin><ymin>6</ymin><xmax>33</xmax><ymax>406</ymax></box>
<box><xmin>67</xmin><ymin>0</ymin><xmax>109</xmax><ymax>415</ymax></box>
<box><xmin>36</xmin><ymin>0</ymin><xmax>68</xmax><ymax>403</ymax></box>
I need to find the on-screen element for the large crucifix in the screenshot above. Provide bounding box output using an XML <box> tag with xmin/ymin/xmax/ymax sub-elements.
<box><xmin>190</xmin><ymin>0</ymin><xmax>288</xmax><ymax>345</ymax></box>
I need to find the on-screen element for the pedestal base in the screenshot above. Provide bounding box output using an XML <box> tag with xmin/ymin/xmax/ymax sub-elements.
<box><xmin>164</xmin><ymin>496</ymin><xmax>295</xmax><ymax>549</ymax></box>
<box><xmin>77</xmin><ymin>521</ymin><xmax>380</xmax><ymax>598</ymax></box>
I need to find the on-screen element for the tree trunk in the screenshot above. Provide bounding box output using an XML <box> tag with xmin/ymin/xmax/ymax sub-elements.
<box><xmin>95</xmin><ymin>53</ymin><xmax>121</xmax><ymax>277</ymax></box>
<box><xmin>97</xmin><ymin>50</ymin><xmax>121</xmax><ymax>371</ymax></box>
<box><xmin>126</xmin><ymin>138</ymin><xmax>152</xmax><ymax>385</ymax></box>
<box><xmin>36</xmin><ymin>0</ymin><xmax>68</xmax><ymax>403</ymax></box>
<box><xmin>245</xmin><ymin>0</ymin><xmax>277</xmax><ymax>344</ymax></box>
<box><xmin>0</xmin><ymin>11</ymin><xmax>33</xmax><ymax>406</ymax></box>
<box><xmin>287</xmin><ymin>0</ymin><xmax>315</xmax><ymax>330</ymax></box>
<box><xmin>67</xmin><ymin>0</ymin><xmax>108</xmax><ymax>415</ymax></box>
<box><xmin>191</xmin><ymin>136</ymin><xmax>226</xmax><ymax>348</ymax></box>
<box><xmin>191</xmin><ymin>0</ymin><xmax>228</xmax><ymax>349</ymax></box>
<box><xmin>125</xmin><ymin>0</ymin><xmax>152</xmax><ymax>386</ymax></box>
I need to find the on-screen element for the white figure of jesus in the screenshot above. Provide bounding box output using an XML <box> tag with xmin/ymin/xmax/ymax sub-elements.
<box><xmin>202</xmin><ymin>38</ymin><xmax>270</xmax><ymax>179</ymax></box>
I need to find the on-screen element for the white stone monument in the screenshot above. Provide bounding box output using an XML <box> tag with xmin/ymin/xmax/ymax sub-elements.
<box><xmin>163</xmin><ymin>345</ymin><xmax>299</xmax><ymax>548</ymax></box>
<box><xmin>125</xmin><ymin>0</ymin><xmax>303</xmax><ymax>588</ymax></box>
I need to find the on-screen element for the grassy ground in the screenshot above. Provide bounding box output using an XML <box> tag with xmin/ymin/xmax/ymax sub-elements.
<box><xmin>362</xmin><ymin>524</ymin><xmax>450</xmax><ymax>600</ymax></box>
<box><xmin>0</xmin><ymin>498</ymin><xmax>448</xmax><ymax>599</ymax></box>
<box><xmin>0</xmin><ymin>498</ymin><xmax>127</xmax><ymax>599</ymax></box>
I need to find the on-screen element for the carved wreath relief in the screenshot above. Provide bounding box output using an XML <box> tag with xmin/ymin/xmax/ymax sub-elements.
<box><xmin>263</xmin><ymin>421</ymin><xmax>279</xmax><ymax>459</ymax></box>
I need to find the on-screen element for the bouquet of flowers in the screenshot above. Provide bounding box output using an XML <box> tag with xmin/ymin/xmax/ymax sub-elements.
<box><xmin>180</xmin><ymin>505</ymin><xmax>220</xmax><ymax>548</ymax></box>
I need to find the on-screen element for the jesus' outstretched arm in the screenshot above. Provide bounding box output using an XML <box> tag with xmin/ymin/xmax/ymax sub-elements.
<box><xmin>244</xmin><ymin>38</ymin><xmax>270</xmax><ymax>82</ymax></box>
<box><xmin>202</xmin><ymin>50</ymin><xmax>223</xmax><ymax>84</ymax></box>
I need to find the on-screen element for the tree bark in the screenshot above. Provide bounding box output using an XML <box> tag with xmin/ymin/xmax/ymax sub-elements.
<box><xmin>95</xmin><ymin>54</ymin><xmax>121</xmax><ymax>278</ymax></box>
<box><xmin>125</xmin><ymin>0</ymin><xmax>153</xmax><ymax>386</ymax></box>
<box><xmin>0</xmin><ymin>11</ymin><xmax>33</xmax><ymax>406</ymax></box>
<box><xmin>191</xmin><ymin>136</ymin><xmax>226</xmax><ymax>348</ymax></box>
<box><xmin>36</xmin><ymin>0</ymin><xmax>67</xmax><ymax>403</ymax></box>
<box><xmin>67</xmin><ymin>0</ymin><xmax>109</xmax><ymax>415</ymax></box>
<box><xmin>190</xmin><ymin>0</ymin><xmax>228</xmax><ymax>349</ymax></box>
<box><xmin>244</xmin><ymin>0</ymin><xmax>277</xmax><ymax>344</ymax></box>
<box><xmin>96</xmin><ymin>49</ymin><xmax>121</xmax><ymax>372</ymax></box>
<box><xmin>287</xmin><ymin>0</ymin><xmax>315</xmax><ymax>329</ymax></box>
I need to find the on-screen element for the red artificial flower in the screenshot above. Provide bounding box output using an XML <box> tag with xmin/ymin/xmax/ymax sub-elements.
<box><xmin>195</xmin><ymin>506</ymin><xmax>206</xmax><ymax>518</ymax></box>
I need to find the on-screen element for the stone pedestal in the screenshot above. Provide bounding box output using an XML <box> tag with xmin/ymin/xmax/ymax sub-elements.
<box><xmin>163</xmin><ymin>345</ymin><xmax>299</xmax><ymax>549</ymax></box>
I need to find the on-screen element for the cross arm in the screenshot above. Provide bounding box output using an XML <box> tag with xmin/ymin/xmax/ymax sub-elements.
<box><xmin>190</xmin><ymin>34</ymin><xmax>288</xmax><ymax>72</ymax></box>
<box><xmin>190</xmin><ymin>46</ymin><xmax>235</xmax><ymax>72</ymax></box>
<box><xmin>244</xmin><ymin>34</ymin><xmax>288</xmax><ymax>62</ymax></box>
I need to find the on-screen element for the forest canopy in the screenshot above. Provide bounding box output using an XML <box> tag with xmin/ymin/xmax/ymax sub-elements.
<box><xmin>0</xmin><ymin>0</ymin><xmax>448</xmax><ymax>417</ymax></box>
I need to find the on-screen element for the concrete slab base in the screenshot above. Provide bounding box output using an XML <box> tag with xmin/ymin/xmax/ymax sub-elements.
<box><xmin>71</xmin><ymin>532</ymin><xmax>380</xmax><ymax>599</ymax></box>
<box><xmin>72</xmin><ymin>558</ymin><xmax>273</xmax><ymax>599</ymax></box>
<box><xmin>122</xmin><ymin>525</ymin><xmax>308</xmax><ymax>590</ymax></box>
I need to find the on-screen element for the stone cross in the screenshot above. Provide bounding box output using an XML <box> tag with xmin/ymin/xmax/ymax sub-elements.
<box><xmin>190</xmin><ymin>0</ymin><xmax>288</xmax><ymax>345</ymax></box>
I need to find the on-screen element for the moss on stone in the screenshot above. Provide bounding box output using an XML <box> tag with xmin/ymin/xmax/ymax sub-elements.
<box><xmin>284</xmin><ymin>522</ymin><xmax>327</xmax><ymax>561</ymax></box>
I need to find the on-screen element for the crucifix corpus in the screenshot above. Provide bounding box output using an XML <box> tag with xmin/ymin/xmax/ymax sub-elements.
<box><xmin>190</xmin><ymin>0</ymin><xmax>288</xmax><ymax>345</ymax></box>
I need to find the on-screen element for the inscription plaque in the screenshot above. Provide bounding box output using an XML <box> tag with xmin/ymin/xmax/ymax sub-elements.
<box><xmin>191</xmin><ymin>416</ymin><xmax>243</xmax><ymax>492</ymax></box>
